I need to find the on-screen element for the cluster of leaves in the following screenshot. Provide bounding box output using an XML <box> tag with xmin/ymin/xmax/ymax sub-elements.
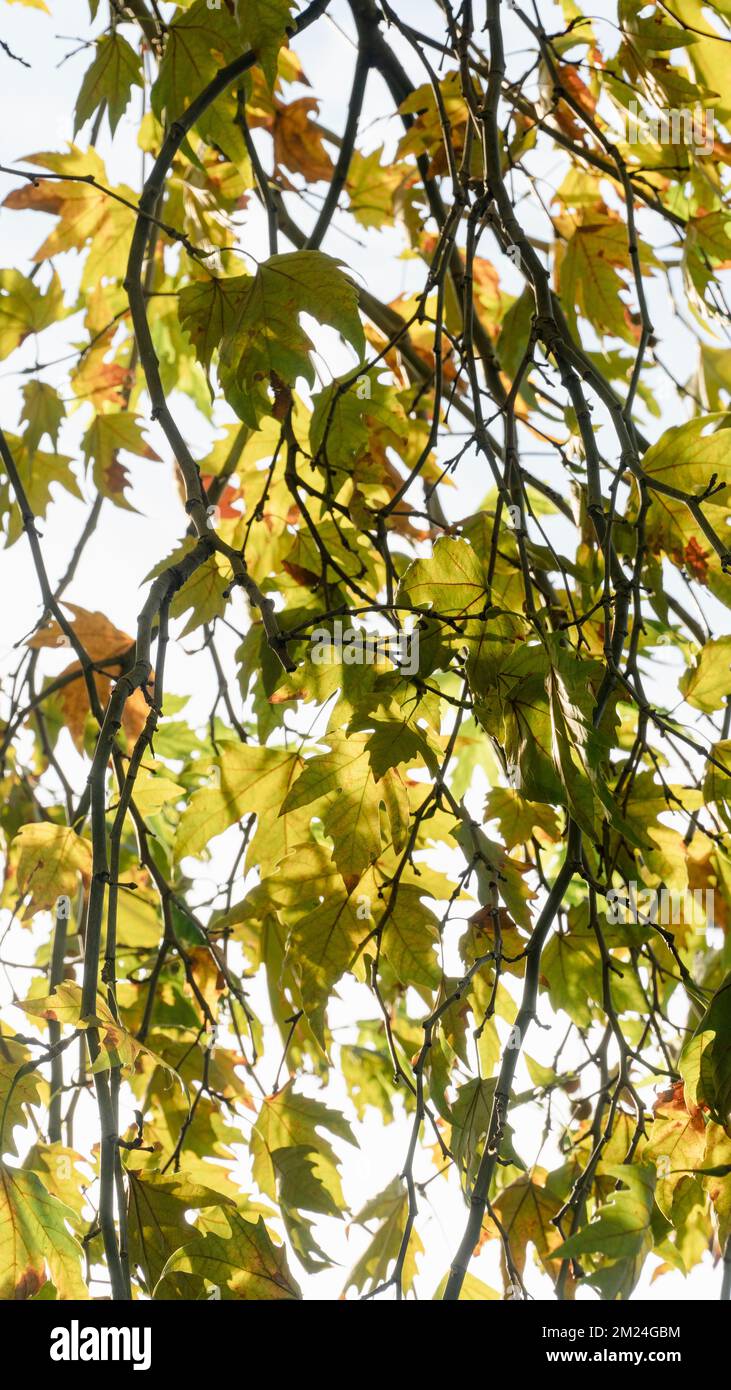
<box><xmin>1</xmin><ymin>0</ymin><xmax>731</xmax><ymax>1303</ymax></box>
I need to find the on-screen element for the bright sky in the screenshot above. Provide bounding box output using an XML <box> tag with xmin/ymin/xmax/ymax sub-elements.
<box><xmin>0</xmin><ymin>0</ymin><xmax>727</xmax><ymax>1300</ymax></box>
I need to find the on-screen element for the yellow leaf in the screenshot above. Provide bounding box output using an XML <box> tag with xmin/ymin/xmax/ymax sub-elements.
<box><xmin>0</xmin><ymin>1163</ymin><xmax>86</xmax><ymax>1300</ymax></box>
<box><xmin>12</xmin><ymin>824</ymin><xmax>92</xmax><ymax>920</ymax></box>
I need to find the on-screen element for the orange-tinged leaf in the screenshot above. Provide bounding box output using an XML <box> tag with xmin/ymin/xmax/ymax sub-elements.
<box><xmin>81</xmin><ymin>413</ymin><xmax>161</xmax><ymax>507</ymax></box>
<box><xmin>27</xmin><ymin>603</ymin><xmax>133</xmax><ymax>662</ymax></box>
<box><xmin>21</xmin><ymin>983</ymin><xmax>183</xmax><ymax>1083</ymax></box>
<box><xmin>3</xmin><ymin>148</ymin><xmax>137</xmax><ymax>285</ymax></box>
<box><xmin>272</xmin><ymin>97</ymin><xmax>334</xmax><ymax>182</ymax></box>
<box><xmin>27</xmin><ymin>604</ymin><xmax>148</xmax><ymax>750</ymax></box>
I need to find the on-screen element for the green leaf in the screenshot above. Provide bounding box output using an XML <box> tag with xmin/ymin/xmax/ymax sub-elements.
<box><xmin>20</xmin><ymin>984</ymin><xmax>184</xmax><ymax>1090</ymax></box>
<box><xmin>484</xmin><ymin>787</ymin><xmax>560</xmax><ymax>850</ymax></box>
<box><xmin>178</xmin><ymin>273</ymin><xmax>248</xmax><ymax>392</ymax></box>
<box><xmin>704</xmin><ymin>740</ymin><xmax>731</xmax><ymax>829</ymax></box>
<box><xmin>558</xmin><ymin>209</ymin><xmax>658</xmax><ymax>343</ymax></box>
<box><xmin>235</xmin><ymin>0</ymin><xmax>296</xmax><ymax>88</ymax></box>
<box><xmin>542</xmin><ymin>913</ymin><xmax>648</xmax><ymax>1028</ymax></box>
<box><xmin>346</xmin><ymin>145</ymin><xmax>406</xmax><ymax>228</ymax></box>
<box><xmin>127</xmin><ymin>1173</ymin><xmax>235</xmax><ymax>1294</ymax></box>
<box><xmin>365</xmin><ymin>714</ymin><xmax>440</xmax><ymax>780</ymax></box>
<box><xmin>309</xmin><ymin>369</ymin><xmax>409</xmax><ymax>477</ymax></box>
<box><xmin>175</xmin><ymin>744</ymin><xmax>307</xmax><ymax>873</ymax></box>
<box><xmin>284</xmin><ymin>888</ymin><xmax>372</xmax><ymax>1039</ymax></box>
<box><xmin>157</xmin><ymin>1210</ymin><xmax>301</xmax><ymax>1300</ymax></box>
<box><xmin>280</xmin><ymin>732</ymin><xmax>409</xmax><ymax>879</ymax></box>
<box><xmin>551</xmin><ymin>1163</ymin><xmax>656</xmax><ymax>1263</ymax></box>
<box><xmin>168</xmin><ymin>550</ymin><xmax>230</xmax><ymax>637</ymax></box>
<box><xmin>545</xmin><ymin>640</ymin><xmax>620</xmax><ymax>835</ymax></box>
<box><xmin>74</xmin><ymin>32</ymin><xmax>143</xmax><ymax>135</ymax></box>
<box><xmin>453</xmin><ymin>820</ymin><xmax>535</xmax><ymax>931</ymax></box>
<box><xmin>342</xmin><ymin>1039</ymin><xmax>396</xmax><ymax>1121</ymax></box>
<box><xmin>251</xmin><ymin>1083</ymin><xmax>356</xmax><ymax>1220</ymax></box>
<box><xmin>642</xmin><ymin>415</ymin><xmax>731</xmax><ymax>563</ymax></box>
<box><xmin>20</xmin><ymin>381</ymin><xmax>65</xmax><ymax>453</ymax></box>
<box><xmin>680</xmin><ymin>973</ymin><xmax>731</xmax><ymax>1125</ymax></box>
<box><xmin>547</xmin><ymin>659</ymin><xmax>599</xmax><ymax>839</ymax></box>
<box><xmin>670</xmin><ymin>0</ymin><xmax>731</xmax><ymax>120</ymax></box>
<box><xmin>152</xmin><ymin>0</ymin><xmax>239</xmax><ymax>127</ymax></box>
<box><xmin>379</xmin><ymin>884</ymin><xmax>441</xmax><ymax>991</ymax></box>
<box><xmin>702</xmin><ymin>1122</ymin><xmax>731</xmax><ymax>1243</ymax></box>
<box><xmin>343</xmin><ymin>1178</ymin><xmax>423</xmax><ymax>1296</ymax></box>
<box><xmin>0</xmin><ymin>269</ymin><xmax>66</xmax><ymax>359</ymax></box>
<box><xmin>449</xmin><ymin>1077</ymin><xmax>523</xmax><ymax>1191</ymax></box>
<box><xmin>21</xmin><ymin>1144</ymin><xmax>89</xmax><ymax>1222</ymax></box>
<box><xmin>268</xmin><ymin>1146</ymin><xmax>335</xmax><ymax>1272</ymax></box>
<box><xmin>397</xmin><ymin>536</ymin><xmax>487</xmax><ymax>624</ymax></box>
<box><xmin>218</xmin><ymin>251</ymin><xmax>365</xmax><ymax>426</ymax></box>
<box><xmin>489</xmin><ymin>1171</ymin><xmax>564</xmax><ymax>1283</ymax></box>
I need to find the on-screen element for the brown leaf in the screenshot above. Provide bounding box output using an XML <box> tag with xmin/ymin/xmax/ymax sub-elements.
<box><xmin>272</xmin><ymin>97</ymin><xmax>334</xmax><ymax>182</ymax></box>
<box><xmin>28</xmin><ymin>603</ymin><xmax>133</xmax><ymax>662</ymax></box>
<box><xmin>553</xmin><ymin>64</ymin><xmax>597</xmax><ymax>143</ymax></box>
<box><xmin>282</xmin><ymin>560</ymin><xmax>320</xmax><ymax>588</ymax></box>
<box><xmin>670</xmin><ymin>537</ymin><xmax>711</xmax><ymax>584</ymax></box>
<box><xmin>56</xmin><ymin>663</ymin><xmax>111</xmax><ymax>750</ymax></box>
<box><xmin>14</xmin><ymin>1266</ymin><xmax>45</xmax><ymax>1299</ymax></box>
<box><xmin>28</xmin><ymin>605</ymin><xmax>148</xmax><ymax>751</ymax></box>
<box><xmin>3</xmin><ymin>182</ymin><xmax>63</xmax><ymax>216</ymax></box>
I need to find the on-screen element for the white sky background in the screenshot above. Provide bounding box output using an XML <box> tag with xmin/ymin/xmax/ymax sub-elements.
<box><xmin>0</xmin><ymin>0</ymin><xmax>728</xmax><ymax>1300</ymax></box>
